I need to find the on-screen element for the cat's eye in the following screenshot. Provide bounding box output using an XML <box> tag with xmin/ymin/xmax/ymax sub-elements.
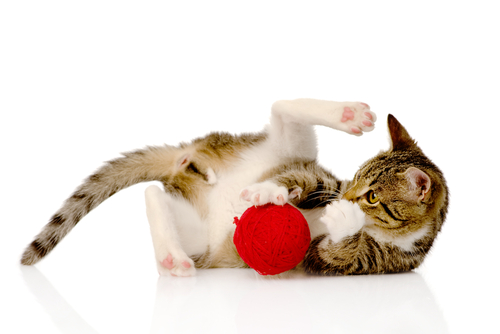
<box><xmin>366</xmin><ymin>190</ymin><xmax>379</xmax><ymax>204</ymax></box>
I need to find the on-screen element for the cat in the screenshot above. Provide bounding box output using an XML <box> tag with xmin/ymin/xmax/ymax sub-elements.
<box><xmin>21</xmin><ymin>98</ymin><xmax>448</xmax><ymax>276</ymax></box>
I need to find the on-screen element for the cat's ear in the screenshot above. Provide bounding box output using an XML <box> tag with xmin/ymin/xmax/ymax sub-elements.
<box><xmin>388</xmin><ymin>114</ymin><xmax>417</xmax><ymax>151</ymax></box>
<box><xmin>405</xmin><ymin>167</ymin><xmax>431</xmax><ymax>201</ymax></box>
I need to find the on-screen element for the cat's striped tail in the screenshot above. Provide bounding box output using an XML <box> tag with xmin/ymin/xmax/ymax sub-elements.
<box><xmin>21</xmin><ymin>145</ymin><xmax>179</xmax><ymax>265</ymax></box>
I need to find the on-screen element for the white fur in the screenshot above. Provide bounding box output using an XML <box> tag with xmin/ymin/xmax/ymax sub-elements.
<box><xmin>301</xmin><ymin>208</ymin><xmax>329</xmax><ymax>239</ymax></box>
<box><xmin>144</xmin><ymin>99</ymin><xmax>376</xmax><ymax>276</ymax></box>
<box><xmin>144</xmin><ymin>185</ymin><xmax>206</xmax><ymax>276</ymax></box>
<box><xmin>240</xmin><ymin>181</ymin><xmax>289</xmax><ymax>206</ymax></box>
<box><xmin>271</xmin><ymin>99</ymin><xmax>376</xmax><ymax>136</ymax></box>
<box><xmin>205</xmin><ymin>167</ymin><xmax>217</xmax><ymax>185</ymax></box>
<box><xmin>320</xmin><ymin>200</ymin><xmax>366</xmax><ymax>243</ymax></box>
<box><xmin>364</xmin><ymin>222</ymin><xmax>430</xmax><ymax>252</ymax></box>
<box><xmin>205</xmin><ymin>141</ymin><xmax>283</xmax><ymax>250</ymax></box>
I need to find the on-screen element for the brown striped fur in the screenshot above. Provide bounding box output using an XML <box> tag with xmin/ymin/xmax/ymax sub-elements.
<box><xmin>21</xmin><ymin>113</ymin><xmax>448</xmax><ymax>276</ymax></box>
<box><xmin>303</xmin><ymin>115</ymin><xmax>448</xmax><ymax>275</ymax></box>
<box><xmin>21</xmin><ymin>132</ymin><xmax>266</xmax><ymax>265</ymax></box>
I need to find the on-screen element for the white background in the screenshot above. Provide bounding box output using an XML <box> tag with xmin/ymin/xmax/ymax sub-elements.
<box><xmin>1</xmin><ymin>1</ymin><xmax>499</xmax><ymax>333</ymax></box>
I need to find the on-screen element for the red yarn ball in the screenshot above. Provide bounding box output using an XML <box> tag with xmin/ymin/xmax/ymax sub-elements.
<box><xmin>233</xmin><ymin>203</ymin><xmax>311</xmax><ymax>275</ymax></box>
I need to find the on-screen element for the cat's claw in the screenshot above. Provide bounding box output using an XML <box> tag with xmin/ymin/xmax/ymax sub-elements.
<box><xmin>321</xmin><ymin>200</ymin><xmax>365</xmax><ymax>243</ymax></box>
<box><xmin>339</xmin><ymin>103</ymin><xmax>377</xmax><ymax>136</ymax></box>
<box><xmin>240</xmin><ymin>181</ymin><xmax>301</xmax><ymax>206</ymax></box>
<box><xmin>158</xmin><ymin>253</ymin><xmax>196</xmax><ymax>277</ymax></box>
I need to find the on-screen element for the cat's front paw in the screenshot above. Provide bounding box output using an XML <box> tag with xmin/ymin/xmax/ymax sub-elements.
<box><xmin>240</xmin><ymin>181</ymin><xmax>302</xmax><ymax>206</ymax></box>
<box><xmin>321</xmin><ymin>200</ymin><xmax>365</xmax><ymax>243</ymax></box>
<box><xmin>339</xmin><ymin>102</ymin><xmax>376</xmax><ymax>136</ymax></box>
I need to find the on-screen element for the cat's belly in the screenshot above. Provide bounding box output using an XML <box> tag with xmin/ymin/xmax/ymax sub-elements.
<box><xmin>205</xmin><ymin>141</ymin><xmax>282</xmax><ymax>251</ymax></box>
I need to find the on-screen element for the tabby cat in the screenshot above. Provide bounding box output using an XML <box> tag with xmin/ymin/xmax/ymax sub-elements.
<box><xmin>21</xmin><ymin>99</ymin><xmax>448</xmax><ymax>276</ymax></box>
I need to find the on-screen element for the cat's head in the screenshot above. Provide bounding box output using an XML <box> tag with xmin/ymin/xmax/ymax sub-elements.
<box><xmin>344</xmin><ymin>115</ymin><xmax>448</xmax><ymax>237</ymax></box>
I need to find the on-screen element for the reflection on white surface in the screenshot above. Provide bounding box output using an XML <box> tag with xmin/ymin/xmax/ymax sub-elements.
<box><xmin>297</xmin><ymin>273</ymin><xmax>449</xmax><ymax>334</ymax></box>
<box><xmin>21</xmin><ymin>266</ymin><xmax>100</xmax><ymax>334</ymax></box>
<box><xmin>22</xmin><ymin>265</ymin><xmax>448</xmax><ymax>334</ymax></box>
<box><xmin>153</xmin><ymin>270</ymin><xmax>449</xmax><ymax>334</ymax></box>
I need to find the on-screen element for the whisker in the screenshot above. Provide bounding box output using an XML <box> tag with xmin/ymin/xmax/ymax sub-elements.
<box><xmin>298</xmin><ymin>192</ymin><xmax>336</xmax><ymax>203</ymax></box>
<box><xmin>298</xmin><ymin>186</ymin><xmax>352</xmax><ymax>209</ymax></box>
<box><xmin>300</xmin><ymin>192</ymin><xmax>339</xmax><ymax>208</ymax></box>
<box><xmin>306</xmin><ymin>199</ymin><xmax>331</xmax><ymax>210</ymax></box>
<box><xmin>304</xmin><ymin>189</ymin><xmax>342</xmax><ymax>198</ymax></box>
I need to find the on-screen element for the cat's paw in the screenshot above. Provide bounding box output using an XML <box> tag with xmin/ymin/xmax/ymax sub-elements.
<box><xmin>321</xmin><ymin>200</ymin><xmax>365</xmax><ymax>243</ymax></box>
<box><xmin>240</xmin><ymin>181</ymin><xmax>302</xmax><ymax>206</ymax></box>
<box><xmin>338</xmin><ymin>102</ymin><xmax>376</xmax><ymax>136</ymax></box>
<box><xmin>157</xmin><ymin>253</ymin><xmax>196</xmax><ymax>277</ymax></box>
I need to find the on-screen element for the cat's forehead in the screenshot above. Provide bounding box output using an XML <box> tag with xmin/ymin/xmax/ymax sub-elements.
<box><xmin>358</xmin><ymin>152</ymin><xmax>410</xmax><ymax>180</ymax></box>
<box><xmin>358</xmin><ymin>148</ymin><xmax>435</xmax><ymax>185</ymax></box>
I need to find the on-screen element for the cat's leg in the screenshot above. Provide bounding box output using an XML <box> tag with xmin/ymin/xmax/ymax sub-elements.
<box><xmin>240</xmin><ymin>163</ymin><xmax>343</xmax><ymax>213</ymax></box>
<box><xmin>265</xmin><ymin>98</ymin><xmax>376</xmax><ymax>161</ymax></box>
<box><xmin>144</xmin><ymin>185</ymin><xmax>198</xmax><ymax>277</ymax></box>
<box><xmin>241</xmin><ymin>99</ymin><xmax>376</xmax><ymax>207</ymax></box>
<box><xmin>271</xmin><ymin>98</ymin><xmax>376</xmax><ymax>137</ymax></box>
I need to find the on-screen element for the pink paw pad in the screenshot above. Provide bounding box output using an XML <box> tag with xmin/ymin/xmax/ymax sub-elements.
<box><xmin>240</xmin><ymin>189</ymin><xmax>249</xmax><ymax>199</ymax></box>
<box><xmin>364</xmin><ymin>112</ymin><xmax>373</xmax><ymax>120</ymax></box>
<box><xmin>254</xmin><ymin>194</ymin><xmax>260</xmax><ymax>205</ymax></box>
<box><xmin>161</xmin><ymin>254</ymin><xmax>174</xmax><ymax>269</ymax></box>
<box><xmin>276</xmin><ymin>194</ymin><xmax>285</xmax><ymax>206</ymax></box>
<box><xmin>341</xmin><ymin>107</ymin><xmax>355</xmax><ymax>123</ymax></box>
<box><xmin>360</xmin><ymin>102</ymin><xmax>370</xmax><ymax>108</ymax></box>
<box><xmin>351</xmin><ymin>127</ymin><xmax>361</xmax><ymax>134</ymax></box>
<box><xmin>362</xmin><ymin>120</ymin><xmax>372</xmax><ymax>127</ymax></box>
<box><xmin>181</xmin><ymin>261</ymin><xmax>191</xmax><ymax>269</ymax></box>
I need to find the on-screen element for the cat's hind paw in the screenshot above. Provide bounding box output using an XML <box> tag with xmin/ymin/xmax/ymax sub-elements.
<box><xmin>158</xmin><ymin>253</ymin><xmax>196</xmax><ymax>277</ymax></box>
<box><xmin>321</xmin><ymin>200</ymin><xmax>365</xmax><ymax>243</ymax></box>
